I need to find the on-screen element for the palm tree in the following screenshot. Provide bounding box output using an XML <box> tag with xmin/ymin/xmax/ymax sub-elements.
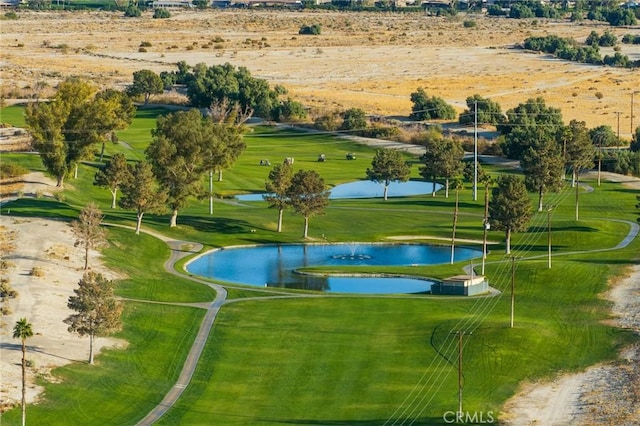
<box><xmin>13</xmin><ymin>318</ymin><xmax>33</xmax><ymax>426</ymax></box>
<box><xmin>450</xmin><ymin>177</ymin><xmax>464</xmax><ymax>264</ymax></box>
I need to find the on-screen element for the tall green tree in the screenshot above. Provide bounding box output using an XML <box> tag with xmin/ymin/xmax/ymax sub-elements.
<box><xmin>13</xmin><ymin>317</ymin><xmax>33</xmax><ymax>426</ymax></box>
<box><xmin>119</xmin><ymin>161</ymin><xmax>167</xmax><ymax>234</ymax></box>
<box><xmin>64</xmin><ymin>271</ymin><xmax>123</xmax><ymax>365</ymax></box>
<box><xmin>562</xmin><ymin>120</ymin><xmax>595</xmax><ymax>220</ymax></box>
<box><xmin>184</xmin><ymin>63</ymin><xmax>279</xmax><ymax>119</ymax></box>
<box><xmin>498</xmin><ymin>97</ymin><xmax>564</xmax><ymax>160</ymax></box>
<box><xmin>146</xmin><ymin>109</ymin><xmax>207</xmax><ymax>227</ymax></box>
<box><xmin>489</xmin><ymin>175</ymin><xmax>532</xmax><ymax>254</ymax></box>
<box><xmin>588</xmin><ymin>124</ymin><xmax>619</xmax><ymax>147</ymax></box>
<box><xmin>127</xmin><ymin>69</ymin><xmax>164</xmax><ymax>105</ymax></box>
<box><xmin>26</xmin><ymin>79</ymin><xmax>134</xmax><ymax>187</ymax></box>
<box><xmin>562</xmin><ymin>120</ymin><xmax>595</xmax><ymax>185</ymax></box>
<box><xmin>93</xmin><ymin>89</ymin><xmax>136</xmax><ymax>161</ymax></box>
<box><xmin>520</xmin><ymin>132</ymin><xmax>565</xmax><ymax>212</ymax></box>
<box><xmin>420</xmin><ymin>138</ymin><xmax>464</xmax><ymax>198</ymax></box>
<box><xmin>71</xmin><ymin>203</ymin><xmax>108</xmax><ymax>271</ymax></box>
<box><xmin>203</xmin><ymin>103</ymin><xmax>248</xmax><ymax>214</ymax></box>
<box><xmin>94</xmin><ymin>153</ymin><xmax>132</xmax><ymax>209</ymax></box>
<box><xmin>286</xmin><ymin>169</ymin><xmax>330</xmax><ymax>238</ymax></box>
<box><xmin>264</xmin><ymin>162</ymin><xmax>293</xmax><ymax>233</ymax></box>
<box><xmin>459</xmin><ymin>94</ymin><xmax>504</xmax><ymax>125</ymax></box>
<box><xmin>450</xmin><ymin>177</ymin><xmax>464</xmax><ymax>265</ymax></box>
<box><xmin>421</xmin><ymin>139</ymin><xmax>446</xmax><ymax>197</ymax></box>
<box><xmin>366</xmin><ymin>149</ymin><xmax>411</xmax><ymax>201</ymax></box>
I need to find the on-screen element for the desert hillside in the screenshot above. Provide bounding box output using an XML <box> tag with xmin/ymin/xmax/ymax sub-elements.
<box><xmin>1</xmin><ymin>10</ymin><xmax>639</xmax><ymax>135</ymax></box>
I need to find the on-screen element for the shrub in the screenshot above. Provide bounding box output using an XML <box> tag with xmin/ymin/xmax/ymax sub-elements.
<box><xmin>3</xmin><ymin>11</ymin><xmax>18</xmax><ymax>20</ymax></box>
<box><xmin>0</xmin><ymin>162</ymin><xmax>28</xmax><ymax>180</ymax></box>
<box><xmin>595</xmin><ymin>91</ymin><xmax>604</xmax><ymax>99</ymax></box>
<box><xmin>409</xmin><ymin>88</ymin><xmax>456</xmax><ymax>120</ymax></box>
<box><xmin>153</xmin><ymin>8</ymin><xmax>171</xmax><ymax>19</ymax></box>
<box><xmin>598</xmin><ymin>31</ymin><xmax>617</xmax><ymax>47</ymax></box>
<box><xmin>299</xmin><ymin>24</ymin><xmax>321</xmax><ymax>35</ymax></box>
<box><xmin>463</xmin><ymin>20</ymin><xmax>476</xmax><ymax>28</ymax></box>
<box><xmin>30</xmin><ymin>267</ymin><xmax>44</xmax><ymax>277</ymax></box>
<box><xmin>124</xmin><ymin>5</ymin><xmax>141</xmax><ymax>17</ymax></box>
<box><xmin>139</xmin><ymin>47</ymin><xmax>147</xmax><ymax>53</ymax></box>
<box><xmin>622</xmin><ymin>34</ymin><xmax>640</xmax><ymax>45</ymax></box>
<box><xmin>140</xmin><ymin>41</ymin><xmax>152</xmax><ymax>47</ymax></box>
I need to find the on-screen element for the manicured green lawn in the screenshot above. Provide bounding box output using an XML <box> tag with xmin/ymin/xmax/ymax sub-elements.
<box><xmin>0</xmin><ymin>105</ymin><xmax>27</xmax><ymax>127</ymax></box>
<box><xmin>1</xmin><ymin>302</ymin><xmax>206</xmax><ymax>425</ymax></box>
<box><xmin>1</xmin><ymin>106</ymin><xmax>638</xmax><ymax>425</ymax></box>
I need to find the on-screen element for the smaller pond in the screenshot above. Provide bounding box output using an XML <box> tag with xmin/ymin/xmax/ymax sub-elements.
<box><xmin>186</xmin><ymin>243</ymin><xmax>481</xmax><ymax>294</ymax></box>
<box><xmin>236</xmin><ymin>180</ymin><xmax>441</xmax><ymax>201</ymax></box>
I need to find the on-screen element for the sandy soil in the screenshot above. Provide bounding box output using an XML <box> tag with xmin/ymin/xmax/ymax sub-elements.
<box><xmin>501</xmin><ymin>174</ymin><xmax>640</xmax><ymax>426</ymax></box>
<box><xmin>0</xmin><ymin>173</ymin><xmax>124</xmax><ymax>411</ymax></box>
<box><xmin>1</xmin><ymin>10</ymin><xmax>639</xmax><ymax>136</ymax></box>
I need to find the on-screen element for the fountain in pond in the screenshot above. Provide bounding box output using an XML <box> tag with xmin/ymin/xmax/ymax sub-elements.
<box><xmin>331</xmin><ymin>242</ymin><xmax>373</xmax><ymax>260</ymax></box>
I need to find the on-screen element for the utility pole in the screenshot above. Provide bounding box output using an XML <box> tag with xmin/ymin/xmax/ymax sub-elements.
<box><xmin>481</xmin><ymin>181</ymin><xmax>490</xmax><ymax>276</ymax></box>
<box><xmin>473</xmin><ymin>100</ymin><xmax>478</xmax><ymax>202</ymax></box>
<box><xmin>616</xmin><ymin>111</ymin><xmax>621</xmax><ymax>140</ymax></box>
<box><xmin>508</xmin><ymin>256</ymin><xmax>520</xmax><ymax>328</ymax></box>
<box><xmin>547</xmin><ymin>206</ymin><xmax>553</xmax><ymax>269</ymax></box>
<box><xmin>451</xmin><ymin>330</ymin><xmax>472</xmax><ymax>416</ymax></box>
<box><xmin>632</xmin><ymin>91</ymin><xmax>639</xmax><ymax>136</ymax></box>
<box><xmin>597</xmin><ymin>137</ymin><xmax>602</xmax><ymax>187</ymax></box>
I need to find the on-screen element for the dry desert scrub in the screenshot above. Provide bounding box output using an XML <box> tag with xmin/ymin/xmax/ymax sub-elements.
<box><xmin>1</xmin><ymin>10</ymin><xmax>639</xmax><ymax>134</ymax></box>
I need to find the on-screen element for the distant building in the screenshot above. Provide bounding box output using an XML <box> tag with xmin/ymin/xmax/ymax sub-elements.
<box><xmin>431</xmin><ymin>274</ymin><xmax>489</xmax><ymax>296</ymax></box>
<box><xmin>152</xmin><ymin>0</ymin><xmax>193</xmax><ymax>7</ymax></box>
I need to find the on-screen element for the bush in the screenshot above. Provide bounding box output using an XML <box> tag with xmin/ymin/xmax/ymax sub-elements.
<box><xmin>299</xmin><ymin>24</ymin><xmax>321</xmax><ymax>35</ymax></box>
<box><xmin>3</xmin><ymin>11</ymin><xmax>18</xmax><ymax>20</ymax></box>
<box><xmin>463</xmin><ymin>20</ymin><xmax>476</xmax><ymax>28</ymax></box>
<box><xmin>313</xmin><ymin>111</ymin><xmax>341</xmax><ymax>131</ymax></box>
<box><xmin>30</xmin><ymin>267</ymin><xmax>44</xmax><ymax>277</ymax></box>
<box><xmin>409</xmin><ymin>88</ymin><xmax>456</xmax><ymax>121</ymax></box>
<box><xmin>622</xmin><ymin>34</ymin><xmax>640</xmax><ymax>45</ymax></box>
<box><xmin>340</xmin><ymin>108</ymin><xmax>367</xmax><ymax>131</ymax></box>
<box><xmin>124</xmin><ymin>5</ymin><xmax>141</xmax><ymax>17</ymax></box>
<box><xmin>598</xmin><ymin>31</ymin><xmax>617</xmax><ymax>47</ymax></box>
<box><xmin>487</xmin><ymin>4</ymin><xmax>505</xmax><ymax>16</ymax></box>
<box><xmin>0</xmin><ymin>162</ymin><xmax>28</xmax><ymax>180</ymax></box>
<box><xmin>140</xmin><ymin>41</ymin><xmax>152</xmax><ymax>47</ymax></box>
<box><xmin>153</xmin><ymin>8</ymin><xmax>171</xmax><ymax>19</ymax></box>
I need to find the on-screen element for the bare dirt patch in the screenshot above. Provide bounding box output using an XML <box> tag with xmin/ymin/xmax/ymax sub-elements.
<box><xmin>1</xmin><ymin>10</ymin><xmax>639</xmax><ymax>137</ymax></box>
<box><xmin>0</xmin><ymin>174</ymin><xmax>124</xmax><ymax>412</ymax></box>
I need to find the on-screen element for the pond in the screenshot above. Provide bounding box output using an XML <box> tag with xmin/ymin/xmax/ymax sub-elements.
<box><xmin>236</xmin><ymin>180</ymin><xmax>442</xmax><ymax>201</ymax></box>
<box><xmin>186</xmin><ymin>243</ymin><xmax>481</xmax><ymax>294</ymax></box>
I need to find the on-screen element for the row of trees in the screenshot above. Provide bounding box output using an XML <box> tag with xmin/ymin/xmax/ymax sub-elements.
<box><xmin>523</xmin><ymin>34</ymin><xmax>639</xmax><ymax>68</ymax></box>
<box><xmin>94</xmin><ymin>107</ymin><xmax>247</xmax><ymax>232</ymax></box>
<box><xmin>264</xmin><ymin>163</ymin><xmax>330</xmax><ymax>237</ymax></box>
<box><xmin>25</xmin><ymin>79</ymin><xmax>136</xmax><ymax>188</ymax></box>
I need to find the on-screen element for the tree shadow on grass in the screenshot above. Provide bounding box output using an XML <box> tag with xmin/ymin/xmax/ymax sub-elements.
<box><xmin>0</xmin><ymin>198</ymin><xmax>77</xmax><ymax>220</ymax></box>
<box><xmin>392</xmin><ymin>198</ymin><xmax>479</xmax><ymax>210</ymax></box>
<box><xmin>169</xmin><ymin>214</ymin><xmax>252</xmax><ymax>234</ymax></box>
<box><xmin>261</xmin><ymin>417</ymin><xmax>449</xmax><ymax>425</ymax></box>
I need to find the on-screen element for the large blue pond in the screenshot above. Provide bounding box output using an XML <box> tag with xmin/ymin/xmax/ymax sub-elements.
<box><xmin>186</xmin><ymin>243</ymin><xmax>481</xmax><ymax>294</ymax></box>
<box><xmin>236</xmin><ymin>180</ymin><xmax>442</xmax><ymax>201</ymax></box>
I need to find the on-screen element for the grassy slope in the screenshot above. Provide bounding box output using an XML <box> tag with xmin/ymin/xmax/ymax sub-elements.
<box><xmin>0</xmin><ymin>106</ymin><xmax>637</xmax><ymax>425</ymax></box>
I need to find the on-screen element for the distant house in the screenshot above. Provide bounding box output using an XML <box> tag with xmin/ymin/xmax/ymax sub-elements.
<box><xmin>431</xmin><ymin>274</ymin><xmax>489</xmax><ymax>296</ymax></box>
<box><xmin>152</xmin><ymin>0</ymin><xmax>193</xmax><ymax>7</ymax></box>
